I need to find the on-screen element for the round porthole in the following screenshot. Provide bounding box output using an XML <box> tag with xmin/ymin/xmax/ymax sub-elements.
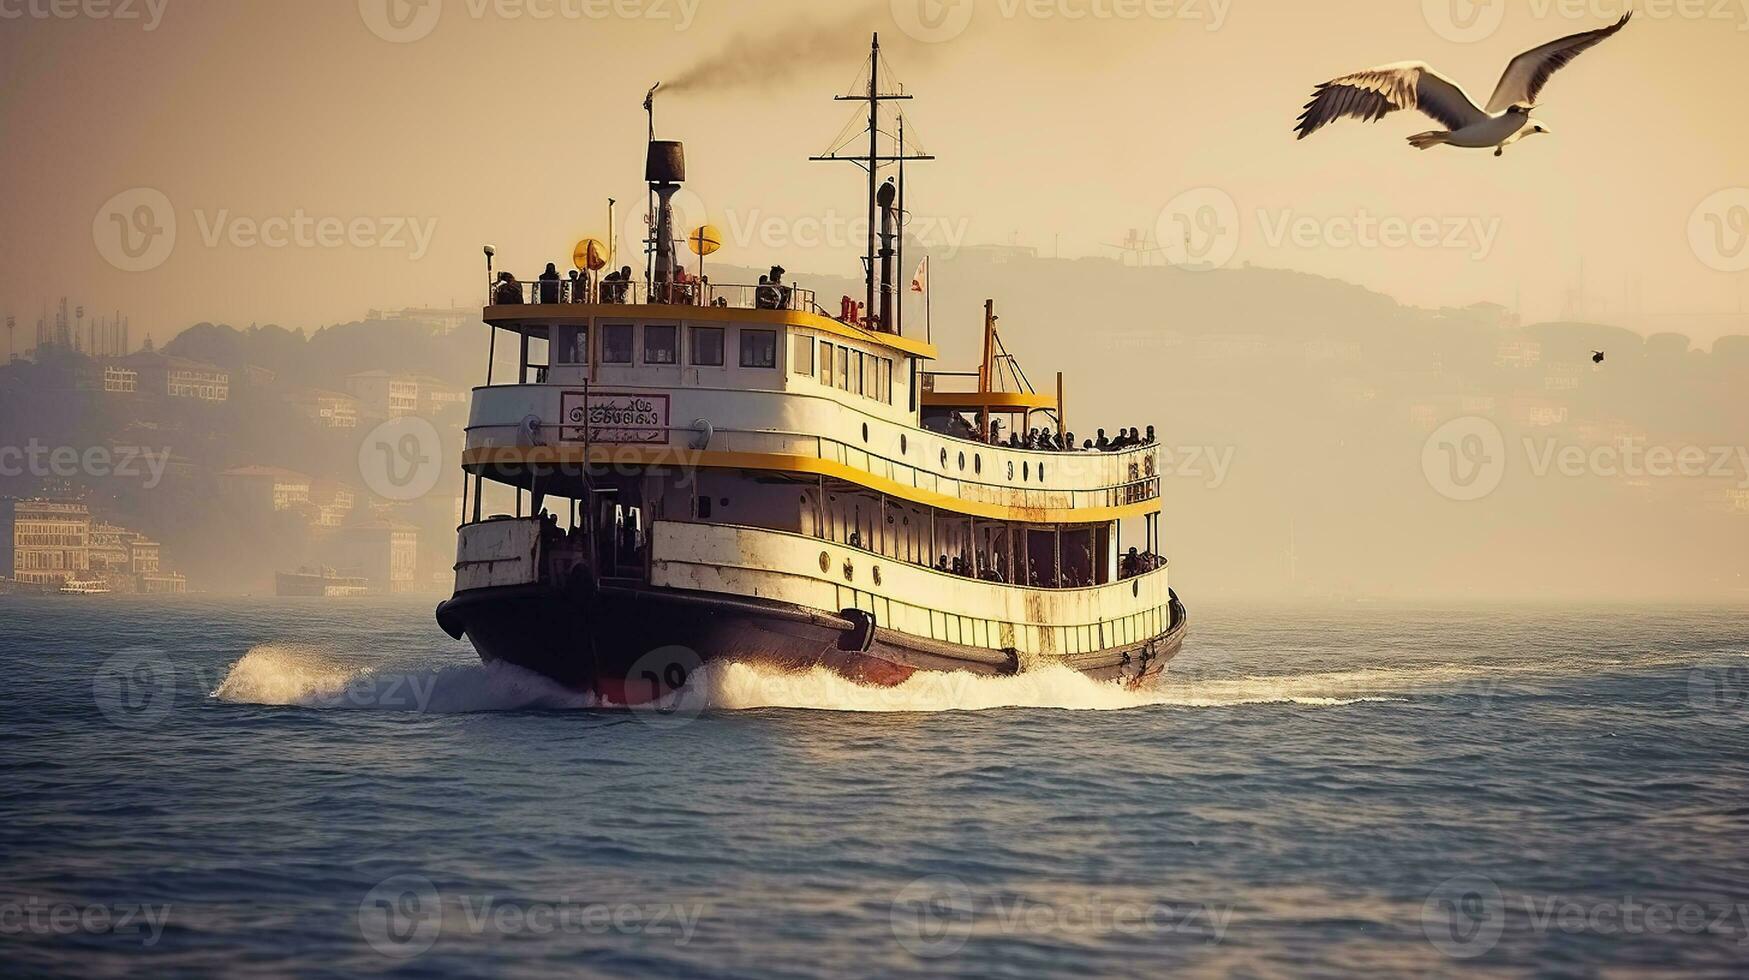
<box><xmin>1038</xmin><ymin>464</ymin><xmax>1046</xmax><ymax>482</ymax></box>
<box><xmin>1023</xmin><ymin>462</ymin><xmax>1030</xmax><ymax>480</ymax></box>
<box><xmin>1007</xmin><ymin>461</ymin><xmax>1015</xmax><ymax>480</ymax></box>
<box><xmin>1133</xmin><ymin>580</ymin><xmax>1140</xmax><ymax>597</ymax></box>
<box><xmin>940</xmin><ymin>448</ymin><xmax>948</xmax><ymax>468</ymax></box>
<box><xmin>862</xmin><ymin>423</ymin><xmax>870</xmax><ymax>443</ymax></box>
<box><xmin>900</xmin><ymin>434</ymin><xmax>908</xmax><ymax>455</ymax></box>
<box><xmin>957</xmin><ymin>452</ymin><xmax>966</xmax><ymax>471</ymax></box>
<box><xmin>819</xmin><ymin>551</ymin><xmax>831</xmax><ymax>573</ymax></box>
<box><xmin>974</xmin><ymin>455</ymin><xmax>982</xmax><ymax>475</ymax></box>
<box><xmin>872</xmin><ymin>566</ymin><xmax>883</xmax><ymax>587</ymax></box>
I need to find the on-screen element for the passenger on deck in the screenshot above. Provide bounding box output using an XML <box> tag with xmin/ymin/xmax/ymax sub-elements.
<box><xmin>493</xmin><ymin>272</ymin><xmax>523</xmax><ymax>305</ymax></box>
<box><xmin>567</xmin><ymin>269</ymin><xmax>582</xmax><ymax>302</ymax></box>
<box><xmin>769</xmin><ymin>266</ymin><xmax>791</xmax><ymax>309</ymax></box>
<box><xmin>755</xmin><ymin>275</ymin><xmax>774</xmax><ymax>309</ymax></box>
<box><xmin>537</xmin><ymin>263</ymin><xmax>562</xmax><ymax>304</ymax></box>
<box><xmin>1145</xmin><ymin>425</ymin><xmax>1157</xmax><ymax>445</ymax></box>
<box><xmin>1095</xmin><ymin>429</ymin><xmax>1110</xmax><ymax>451</ymax></box>
<box><xmin>935</xmin><ymin>555</ymin><xmax>950</xmax><ymax>573</ymax></box>
<box><xmin>614</xmin><ymin>266</ymin><xmax>633</xmax><ymax>303</ymax></box>
<box><xmin>1064</xmin><ymin>432</ymin><xmax>1076</xmax><ymax>452</ymax></box>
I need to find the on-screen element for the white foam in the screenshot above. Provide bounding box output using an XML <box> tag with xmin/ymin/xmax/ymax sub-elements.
<box><xmin>211</xmin><ymin>646</ymin><xmax>1408</xmax><ymax>715</ymax></box>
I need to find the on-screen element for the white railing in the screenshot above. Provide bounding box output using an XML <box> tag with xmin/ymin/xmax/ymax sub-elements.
<box><xmin>487</xmin><ymin>277</ymin><xmax>820</xmax><ymax>314</ymax></box>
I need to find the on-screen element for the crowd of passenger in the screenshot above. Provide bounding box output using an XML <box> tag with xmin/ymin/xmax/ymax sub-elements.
<box><xmin>986</xmin><ymin>423</ymin><xmax>1157</xmax><ymax>453</ymax></box>
<box><xmin>915</xmin><ymin>545</ymin><xmax>1164</xmax><ymax>587</ymax></box>
<box><xmin>490</xmin><ymin>263</ymin><xmax>796</xmax><ymax>311</ymax></box>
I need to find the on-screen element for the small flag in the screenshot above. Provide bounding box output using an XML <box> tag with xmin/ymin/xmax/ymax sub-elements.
<box><xmin>910</xmin><ymin>257</ymin><xmax>929</xmax><ymax>294</ymax></box>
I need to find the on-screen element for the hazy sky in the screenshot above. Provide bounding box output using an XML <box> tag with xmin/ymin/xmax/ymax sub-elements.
<box><xmin>3</xmin><ymin>0</ymin><xmax>1748</xmax><ymax>348</ymax></box>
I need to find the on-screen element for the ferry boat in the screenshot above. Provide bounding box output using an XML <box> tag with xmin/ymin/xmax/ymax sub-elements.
<box><xmin>435</xmin><ymin>37</ymin><xmax>1185</xmax><ymax>703</ymax></box>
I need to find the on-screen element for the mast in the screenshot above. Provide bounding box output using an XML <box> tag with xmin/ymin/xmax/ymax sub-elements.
<box><xmin>811</xmin><ymin>33</ymin><xmax>932</xmax><ymax>332</ymax></box>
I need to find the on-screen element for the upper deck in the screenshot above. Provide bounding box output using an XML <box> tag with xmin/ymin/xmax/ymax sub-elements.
<box><xmin>464</xmin><ymin>278</ymin><xmax>1161</xmax><ymax>525</ymax></box>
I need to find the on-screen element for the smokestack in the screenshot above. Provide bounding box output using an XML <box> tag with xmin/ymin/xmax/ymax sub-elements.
<box><xmin>877</xmin><ymin>178</ymin><xmax>897</xmax><ymax>333</ymax></box>
<box><xmin>646</xmin><ymin>138</ymin><xmax>686</xmax><ymax>292</ymax></box>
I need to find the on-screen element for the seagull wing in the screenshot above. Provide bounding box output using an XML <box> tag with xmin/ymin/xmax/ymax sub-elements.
<box><xmin>1296</xmin><ymin>63</ymin><xmax>1487</xmax><ymax>140</ymax></box>
<box><xmin>1485</xmin><ymin>11</ymin><xmax>1633</xmax><ymax>114</ymax></box>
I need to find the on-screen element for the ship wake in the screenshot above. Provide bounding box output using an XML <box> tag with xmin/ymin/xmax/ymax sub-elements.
<box><xmin>210</xmin><ymin>644</ymin><xmax>1408</xmax><ymax>715</ymax></box>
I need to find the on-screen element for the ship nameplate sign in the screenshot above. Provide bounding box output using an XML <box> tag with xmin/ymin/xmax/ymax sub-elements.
<box><xmin>560</xmin><ymin>391</ymin><xmax>670</xmax><ymax>445</ymax></box>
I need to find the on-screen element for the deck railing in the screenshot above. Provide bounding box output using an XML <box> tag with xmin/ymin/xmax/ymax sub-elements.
<box><xmin>488</xmin><ymin>277</ymin><xmax>820</xmax><ymax>314</ymax></box>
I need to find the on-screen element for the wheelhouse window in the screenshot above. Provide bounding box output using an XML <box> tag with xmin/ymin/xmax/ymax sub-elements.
<box><xmin>837</xmin><ymin>347</ymin><xmax>851</xmax><ymax>389</ymax></box>
<box><xmin>644</xmin><ymin>324</ymin><xmax>678</xmax><ymax>365</ymax></box>
<box><xmin>819</xmin><ymin>343</ymin><xmax>834</xmax><ymax>386</ymax></box>
<box><xmin>740</xmin><ymin>328</ymin><xmax>777</xmax><ymax>369</ymax></box>
<box><xmin>792</xmin><ymin>334</ymin><xmax>815</xmax><ymax>376</ymax></box>
<box><xmin>690</xmin><ymin>326</ymin><xmax>725</xmax><ymax>366</ymax></box>
<box><xmin>553</xmin><ymin>325</ymin><xmax>587</xmax><ymax>364</ymax></box>
<box><xmin>601</xmin><ymin>324</ymin><xmax>634</xmax><ymax>364</ymax></box>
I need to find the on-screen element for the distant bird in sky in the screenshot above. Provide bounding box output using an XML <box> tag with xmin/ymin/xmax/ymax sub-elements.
<box><xmin>1295</xmin><ymin>11</ymin><xmax>1633</xmax><ymax>156</ymax></box>
<box><xmin>1592</xmin><ymin>350</ymin><xmax>1606</xmax><ymax>364</ymax></box>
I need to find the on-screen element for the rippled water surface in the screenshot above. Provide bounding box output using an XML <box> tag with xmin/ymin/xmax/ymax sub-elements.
<box><xmin>3</xmin><ymin>597</ymin><xmax>1747</xmax><ymax>978</ymax></box>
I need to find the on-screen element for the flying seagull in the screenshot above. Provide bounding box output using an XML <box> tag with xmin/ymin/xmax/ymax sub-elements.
<box><xmin>1592</xmin><ymin>350</ymin><xmax>1606</xmax><ymax>364</ymax></box>
<box><xmin>1295</xmin><ymin>11</ymin><xmax>1633</xmax><ymax>155</ymax></box>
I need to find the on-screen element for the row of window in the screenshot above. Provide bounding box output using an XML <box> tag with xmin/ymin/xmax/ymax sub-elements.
<box><xmin>557</xmin><ymin>324</ymin><xmax>780</xmax><ymax>370</ymax></box>
<box><xmin>848</xmin><ymin>590</ymin><xmax>1169</xmax><ymax>654</ymax></box>
<box><xmin>793</xmin><ymin>336</ymin><xmax>895</xmax><ymax>406</ymax></box>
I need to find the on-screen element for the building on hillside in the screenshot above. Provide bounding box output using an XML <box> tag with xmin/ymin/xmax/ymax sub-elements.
<box><xmin>221</xmin><ymin>466</ymin><xmax>313</xmax><ymax>512</ymax></box>
<box><xmin>416</xmin><ymin>376</ymin><xmax>467</xmax><ymax>416</ymax></box>
<box><xmin>103</xmin><ymin>362</ymin><xmax>139</xmax><ymax>393</ymax></box>
<box><xmin>310</xmin><ymin>481</ymin><xmax>360</xmax><ymax>528</ymax></box>
<box><xmin>128</xmin><ymin>352</ymin><xmax>231</xmax><ymax>402</ymax></box>
<box><xmin>346</xmin><ymin>370</ymin><xmax>420</xmax><ymax>418</ymax></box>
<box><xmin>329</xmin><ymin>519</ymin><xmax>419</xmax><ymax>594</ymax></box>
<box><xmin>286</xmin><ymin>387</ymin><xmax>362</xmax><ymax>429</ymax></box>
<box><xmin>1</xmin><ymin>499</ymin><xmax>90</xmax><ymax>587</ymax></box>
